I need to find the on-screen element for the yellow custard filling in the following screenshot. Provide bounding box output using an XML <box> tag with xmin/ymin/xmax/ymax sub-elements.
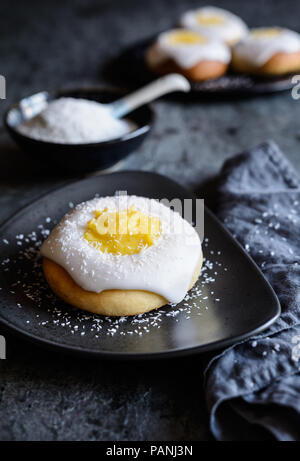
<box><xmin>196</xmin><ymin>13</ymin><xmax>225</xmax><ymax>26</ymax></box>
<box><xmin>251</xmin><ymin>28</ymin><xmax>282</xmax><ymax>39</ymax></box>
<box><xmin>167</xmin><ymin>30</ymin><xmax>207</xmax><ymax>45</ymax></box>
<box><xmin>84</xmin><ymin>207</ymin><xmax>161</xmax><ymax>255</ymax></box>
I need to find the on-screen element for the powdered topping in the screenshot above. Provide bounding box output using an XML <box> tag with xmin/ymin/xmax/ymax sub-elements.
<box><xmin>146</xmin><ymin>28</ymin><xmax>231</xmax><ymax>70</ymax></box>
<box><xmin>40</xmin><ymin>196</ymin><xmax>202</xmax><ymax>304</ymax></box>
<box><xmin>180</xmin><ymin>6</ymin><xmax>248</xmax><ymax>44</ymax></box>
<box><xmin>17</xmin><ymin>97</ymin><xmax>137</xmax><ymax>144</ymax></box>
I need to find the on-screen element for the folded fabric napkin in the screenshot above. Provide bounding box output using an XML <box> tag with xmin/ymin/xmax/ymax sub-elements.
<box><xmin>204</xmin><ymin>141</ymin><xmax>300</xmax><ymax>441</ymax></box>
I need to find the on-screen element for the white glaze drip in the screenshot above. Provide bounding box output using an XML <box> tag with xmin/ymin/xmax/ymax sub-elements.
<box><xmin>180</xmin><ymin>6</ymin><xmax>248</xmax><ymax>44</ymax></box>
<box><xmin>17</xmin><ymin>98</ymin><xmax>137</xmax><ymax>144</ymax></box>
<box><xmin>41</xmin><ymin>196</ymin><xmax>202</xmax><ymax>304</ymax></box>
<box><xmin>146</xmin><ymin>29</ymin><xmax>230</xmax><ymax>69</ymax></box>
<box><xmin>233</xmin><ymin>27</ymin><xmax>300</xmax><ymax>67</ymax></box>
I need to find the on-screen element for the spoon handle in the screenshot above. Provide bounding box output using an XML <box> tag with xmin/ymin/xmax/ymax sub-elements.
<box><xmin>110</xmin><ymin>74</ymin><xmax>191</xmax><ymax>118</ymax></box>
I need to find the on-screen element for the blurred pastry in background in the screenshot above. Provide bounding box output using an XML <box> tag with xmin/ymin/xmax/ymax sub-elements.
<box><xmin>231</xmin><ymin>27</ymin><xmax>300</xmax><ymax>76</ymax></box>
<box><xmin>180</xmin><ymin>5</ymin><xmax>248</xmax><ymax>45</ymax></box>
<box><xmin>145</xmin><ymin>29</ymin><xmax>230</xmax><ymax>81</ymax></box>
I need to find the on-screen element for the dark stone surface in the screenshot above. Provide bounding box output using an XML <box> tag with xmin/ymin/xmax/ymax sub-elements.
<box><xmin>0</xmin><ymin>0</ymin><xmax>300</xmax><ymax>441</ymax></box>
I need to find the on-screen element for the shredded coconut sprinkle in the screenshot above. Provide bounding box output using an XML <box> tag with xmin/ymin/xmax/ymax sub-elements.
<box><xmin>17</xmin><ymin>97</ymin><xmax>137</xmax><ymax>144</ymax></box>
<box><xmin>0</xmin><ymin>215</ymin><xmax>228</xmax><ymax>339</ymax></box>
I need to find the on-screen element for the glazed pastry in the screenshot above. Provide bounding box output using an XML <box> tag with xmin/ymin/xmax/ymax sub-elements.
<box><xmin>231</xmin><ymin>28</ymin><xmax>300</xmax><ymax>76</ymax></box>
<box><xmin>41</xmin><ymin>195</ymin><xmax>203</xmax><ymax>316</ymax></box>
<box><xmin>146</xmin><ymin>29</ymin><xmax>230</xmax><ymax>81</ymax></box>
<box><xmin>180</xmin><ymin>6</ymin><xmax>248</xmax><ymax>45</ymax></box>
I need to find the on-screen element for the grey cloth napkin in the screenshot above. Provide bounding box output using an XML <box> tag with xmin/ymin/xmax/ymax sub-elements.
<box><xmin>205</xmin><ymin>141</ymin><xmax>300</xmax><ymax>441</ymax></box>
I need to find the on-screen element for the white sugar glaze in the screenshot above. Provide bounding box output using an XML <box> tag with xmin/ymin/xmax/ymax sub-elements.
<box><xmin>17</xmin><ymin>97</ymin><xmax>137</xmax><ymax>144</ymax></box>
<box><xmin>40</xmin><ymin>196</ymin><xmax>202</xmax><ymax>304</ymax></box>
<box><xmin>147</xmin><ymin>29</ymin><xmax>230</xmax><ymax>69</ymax></box>
<box><xmin>180</xmin><ymin>6</ymin><xmax>248</xmax><ymax>44</ymax></box>
<box><xmin>233</xmin><ymin>27</ymin><xmax>300</xmax><ymax>67</ymax></box>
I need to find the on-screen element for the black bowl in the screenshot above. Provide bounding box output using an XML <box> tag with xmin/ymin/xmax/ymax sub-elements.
<box><xmin>4</xmin><ymin>87</ymin><xmax>154</xmax><ymax>173</ymax></box>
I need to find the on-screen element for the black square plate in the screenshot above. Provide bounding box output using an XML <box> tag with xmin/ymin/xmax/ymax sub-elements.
<box><xmin>0</xmin><ymin>172</ymin><xmax>280</xmax><ymax>359</ymax></box>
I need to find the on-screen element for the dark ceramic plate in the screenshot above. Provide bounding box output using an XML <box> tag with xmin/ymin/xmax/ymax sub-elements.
<box><xmin>103</xmin><ymin>37</ymin><xmax>294</xmax><ymax>96</ymax></box>
<box><xmin>4</xmin><ymin>87</ymin><xmax>154</xmax><ymax>173</ymax></box>
<box><xmin>0</xmin><ymin>172</ymin><xmax>280</xmax><ymax>359</ymax></box>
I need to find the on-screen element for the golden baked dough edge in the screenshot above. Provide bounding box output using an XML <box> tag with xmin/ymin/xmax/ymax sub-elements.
<box><xmin>42</xmin><ymin>254</ymin><xmax>203</xmax><ymax>317</ymax></box>
<box><xmin>146</xmin><ymin>45</ymin><xmax>228</xmax><ymax>81</ymax></box>
<box><xmin>231</xmin><ymin>50</ymin><xmax>300</xmax><ymax>76</ymax></box>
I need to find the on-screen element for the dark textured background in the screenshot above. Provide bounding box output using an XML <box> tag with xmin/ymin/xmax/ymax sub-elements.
<box><xmin>0</xmin><ymin>0</ymin><xmax>300</xmax><ymax>441</ymax></box>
